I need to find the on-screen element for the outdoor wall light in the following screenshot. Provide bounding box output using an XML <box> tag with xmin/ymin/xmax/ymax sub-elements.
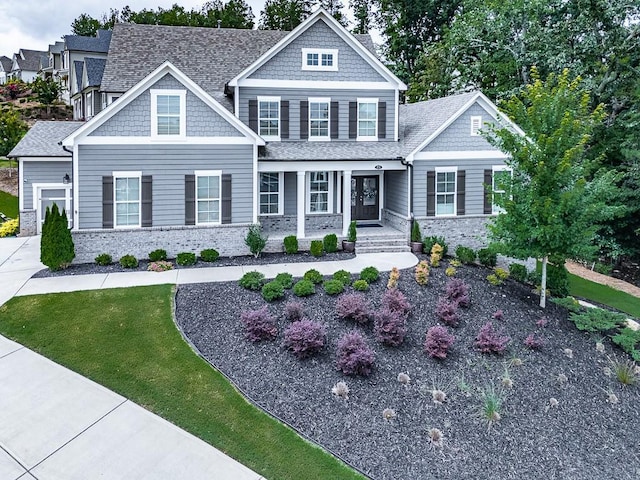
<box><xmin>63</xmin><ymin>173</ymin><xmax>71</xmax><ymax>184</ymax></box>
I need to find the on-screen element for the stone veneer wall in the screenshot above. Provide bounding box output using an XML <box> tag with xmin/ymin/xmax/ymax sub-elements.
<box><xmin>259</xmin><ymin>214</ymin><xmax>343</xmax><ymax>234</ymax></box>
<box><xmin>415</xmin><ymin>215</ymin><xmax>490</xmax><ymax>251</ymax></box>
<box><xmin>382</xmin><ymin>209</ymin><xmax>410</xmax><ymax>238</ymax></box>
<box><xmin>19</xmin><ymin>210</ymin><xmax>37</xmax><ymax>237</ymax></box>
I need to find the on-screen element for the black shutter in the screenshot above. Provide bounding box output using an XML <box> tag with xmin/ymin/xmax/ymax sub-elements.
<box><xmin>221</xmin><ymin>174</ymin><xmax>232</xmax><ymax>224</ymax></box>
<box><xmin>330</xmin><ymin>101</ymin><xmax>339</xmax><ymax>139</ymax></box>
<box><xmin>102</xmin><ymin>176</ymin><xmax>113</xmax><ymax>228</ymax></box>
<box><xmin>456</xmin><ymin>170</ymin><xmax>465</xmax><ymax>216</ymax></box>
<box><xmin>185</xmin><ymin>175</ymin><xmax>195</xmax><ymax>225</ymax></box>
<box><xmin>141</xmin><ymin>175</ymin><xmax>152</xmax><ymax>227</ymax></box>
<box><xmin>248</xmin><ymin>99</ymin><xmax>258</xmax><ymax>133</ymax></box>
<box><xmin>348</xmin><ymin>101</ymin><xmax>357</xmax><ymax>139</ymax></box>
<box><xmin>300</xmin><ymin>101</ymin><xmax>308</xmax><ymax>139</ymax></box>
<box><xmin>378</xmin><ymin>101</ymin><xmax>387</xmax><ymax>139</ymax></box>
<box><xmin>280</xmin><ymin>100</ymin><xmax>289</xmax><ymax>139</ymax></box>
<box><xmin>426</xmin><ymin>171</ymin><xmax>436</xmax><ymax>217</ymax></box>
<box><xmin>483</xmin><ymin>169</ymin><xmax>493</xmax><ymax>214</ymax></box>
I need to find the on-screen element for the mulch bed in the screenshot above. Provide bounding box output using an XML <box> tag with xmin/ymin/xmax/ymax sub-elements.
<box><xmin>175</xmin><ymin>258</ymin><xmax>639</xmax><ymax>480</ymax></box>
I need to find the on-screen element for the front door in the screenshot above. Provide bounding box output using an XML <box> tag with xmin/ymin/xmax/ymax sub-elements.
<box><xmin>351</xmin><ymin>176</ymin><xmax>379</xmax><ymax>221</ymax></box>
<box><xmin>36</xmin><ymin>186</ymin><xmax>72</xmax><ymax>233</ymax></box>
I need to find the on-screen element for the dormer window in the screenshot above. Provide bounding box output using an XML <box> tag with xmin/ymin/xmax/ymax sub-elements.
<box><xmin>470</xmin><ymin>116</ymin><xmax>482</xmax><ymax>136</ymax></box>
<box><xmin>302</xmin><ymin>48</ymin><xmax>338</xmax><ymax>71</ymax></box>
<box><xmin>151</xmin><ymin>89</ymin><xmax>186</xmax><ymax>139</ymax></box>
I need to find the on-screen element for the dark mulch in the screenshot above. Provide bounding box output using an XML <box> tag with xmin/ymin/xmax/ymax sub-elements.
<box><xmin>176</xmin><ymin>260</ymin><xmax>640</xmax><ymax>480</ymax></box>
<box><xmin>32</xmin><ymin>251</ymin><xmax>355</xmax><ymax>278</ymax></box>
<box><xmin>612</xmin><ymin>259</ymin><xmax>640</xmax><ymax>289</ymax></box>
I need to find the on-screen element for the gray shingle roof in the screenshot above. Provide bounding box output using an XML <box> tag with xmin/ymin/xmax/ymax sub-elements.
<box><xmin>15</xmin><ymin>49</ymin><xmax>47</xmax><ymax>72</ymax></box>
<box><xmin>64</xmin><ymin>30</ymin><xmax>112</xmax><ymax>53</ymax></box>
<box><xmin>85</xmin><ymin>57</ymin><xmax>107</xmax><ymax>87</ymax></box>
<box><xmin>0</xmin><ymin>56</ymin><xmax>11</xmax><ymax>73</ymax></box>
<box><xmin>74</xmin><ymin>61</ymin><xmax>84</xmax><ymax>92</ymax></box>
<box><xmin>8</xmin><ymin>121</ymin><xmax>84</xmax><ymax>158</ymax></box>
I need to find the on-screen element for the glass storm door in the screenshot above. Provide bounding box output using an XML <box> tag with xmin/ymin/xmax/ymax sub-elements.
<box><xmin>351</xmin><ymin>176</ymin><xmax>379</xmax><ymax>221</ymax></box>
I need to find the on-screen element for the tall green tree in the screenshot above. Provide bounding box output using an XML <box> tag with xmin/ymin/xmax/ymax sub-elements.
<box><xmin>32</xmin><ymin>78</ymin><xmax>61</xmax><ymax>105</ymax></box>
<box><xmin>71</xmin><ymin>13</ymin><xmax>102</xmax><ymax>36</ymax></box>
<box><xmin>205</xmin><ymin>0</ymin><xmax>255</xmax><ymax>28</ymax></box>
<box><xmin>318</xmin><ymin>0</ymin><xmax>348</xmax><ymax>26</ymax></box>
<box><xmin>259</xmin><ymin>0</ymin><xmax>314</xmax><ymax>30</ymax></box>
<box><xmin>40</xmin><ymin>203</ymin><xmax>75</xmax><ymax>271</ymax></box>
<box><xmin>0</xmin><ymin>110</ymin><xmax>28</xmax><ymax>157</ymax></box>
<box><xmin>349</xmin><ymin>0</ymin><xmax>369</xmax><ymax>34</ymax></box>
<box><xmin>484</xmin><ymin>69</ymin><xmax>619</xmax><ymax>308</ymax></box>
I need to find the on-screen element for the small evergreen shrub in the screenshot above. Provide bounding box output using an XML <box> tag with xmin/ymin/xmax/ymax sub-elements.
<box><xmin>240</xmin><ymin>306</ymin><xmax>277</xmax><ymax>342</ymax></box>
<box><xmin>374</xmin><ymin>308</ymin><xmax>407</xmax><ymax>346</ymax></box>
<box><xmin>347</xmin><ymin>220</ymin><xmax>357</xmax><ymax>242</ymax></box>
<box><xmin>176</xmin><ymin>252</ymin><xmax>197</xmax><ymax>266</ymax></box>
<box><xmin>336</xmin><ymin>293</ymin><xmax>372</xmax><ymax>324</ymax></box>
<box><xmin>430</xmin><ymin>243</ymin><xmax>444</xmax><ymax>267</ymax></box>
<box><xmin>284</xmin><ymin>301</ymin><xmax>304</xmax><ymax>322</ymax></box>
<box><xmin>323</xmin><ymin>233</ymin><xmax>338</xmax><ymax>253</ymax></box>
<box><xmin>477</xmin><ymin>248</ymin><xmax>497</xmax><ymax>267</ymax></box>
<box><xmin>335</xmin><ymin>331</ymin><xmax>375</xmax><ymax>376</ymax></box>
<box><xmin>546</xmin><ymin>263</ymin><xmax>570</xmax><ymax>298</ymax></box>
<box><xmin>40</xmin><ymin>204</ymin><xmax>75</xmax><ymax>271</ymax></box>
<box><xmin>381</xmin><ymin>288</ymin><xmax>411</xmax><ymax>317</ymax></box>
<box><xmin>509</xmin><ymin>263</ymin><xmax>528</xmax><ymax>283</ymax></box>
<box><xmin>423</xmin><ymin>236</ymin><xmax>448</xmax><ymax>256</ymax></box>
<box><xmin>445</xmin><ymin>278</ymin><xmax>470</xmax><ymax>307</ymax></box>
<box><xmin>274</xmin><ymin>272</ymin><xmax>294</xmax><ymax>289</ymax></box>
<box><xmin>352</xmin><ymin>279</ymin><xmax>369</xmax><ymax>291</ymax></box>
<box><xmin>524</xmin><ymin>333</ymin><xmax>544</xmax><ymax>350</ymax></box>
<box><xmin>148</xmin><ymin>249</ymin><xmax>167</xmax><ymax>262</ymax></box>
<box><xmin>283</xmin><ymin>319</ymin><xmax>326</xmax><ymax>359</ymax></box>
<box><xmin>333</xmin><ymin>269</ymin><xmax>352</xmax><ymax>286</ymax></box>
<box><xmin>239</xmin><ymin>271</ymin><xmax>265</xmax><ymax>291</ymax></box>
<box><xmin>611</xmin><ymin>328</ymin><xmax>640</xmax><ymax>362</ymax></box>
<box><xmin>119</xmin><ymin>254</ymin><xmax>138</xmax><ymax>269</ymax></box>
<box><xmin>411</xmin><ymin>221</ymin><xmax>422</xmax><ymax>242</ymax></box>
<box><xmin>262</xmin><ymin>280</ymin><xmax>285</xmax><ymax>302</ymax></box>
<box><xmin>283</xmin><ymin>235</ymin><xmax>298</xmax><ymax>254</ymax></box>
<box><xmin>324</xmin><ymin>279</ymin><xmax>345</xmax><ymax>295</ymax></box>
<box><xmin>245</xmin><ymin>223</ymin><xmax>267</xmax><ymax>258</ymax></box>
<box><xmin>387</xmin><ymin>267</ymin><xmax>400</xmax><ymax>289</ymax></box>
<box><xmin>455</xmin><ymin>245</ymin><xmax>476</xmax><ymax>264</ymax></box>
<box><xmin>148</xmin><ymin>260</ymin><xmax>173</xmax><ymax>272</ymax></box>
<box><xmin>303</xmin><ymin>269</ymin><xmax>323</xmax><ymax>284</ymax></box>
<box><xmin>415</xmin><ymin>260</ymin><xmax>430</xmax><ymax>285</ymax></box>
<box><xmin>424</xmin><ymin>326</ymin><xmax>455</xmax><ymax>359</ymax></box>
<box><xmin>95</xmin><ymin>253</ymin><xmax>112</xmax><ymax>266</ymax></box>
<box><xmin>360</xmin><ymin>266</ymin><xmax>379</xmax><ymax>283</ymax></box>
<box><xmin>436</xmin><ymin>298</ymin><xmax>459</xmax><ymax>327</ymax></box>
<box><xmin>475</xmin><ymin>322</ymin><xmax>510</xmax><ymax>354</ymax></box>
<box><xmin>293</xmin><ymin>279</ymin><xmax>315</xmax><ymax>297</ymax></box>
<box><xmin>310</xmin><ymin>240</ymin><xmax>324</xmax><ymax>257</ymax></box>
<box><xmin>551</xmin><ymin>296</ymin><xmax>583</xmax><ymax>313</ymax></box>
<box><xmin>569</xmin><ymin>308</ymin><xmax>627</xmax><ymax>333</ymax></box>
<box><xmin>487</xmin><ymin>267</ymin><xmax>509</xmax><ymax>286</ymax></box>
<box><xmin>200</xmin><ymin>248</ymin><xmax>220</xmax><ymax>262</ymax></box>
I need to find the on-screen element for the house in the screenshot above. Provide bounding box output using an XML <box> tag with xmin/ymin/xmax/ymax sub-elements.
<box><xmin>39</xmin><ymin>41</ymin><xmax>67</xmax><ymax>101</ymax></box>
<box><xmin>9</xmin><ymin>9</ymin><xmax>520</xmax><ymax>263</ymax></box>
<box><xmin>9</xmin><ymin>49</ymin><xmax>48</xmax><ymax>83</ymax></box>
<box><xmin>0</xmin><ymin>56</ymin><xmax>12</xmax><ymax>84</ymax></box>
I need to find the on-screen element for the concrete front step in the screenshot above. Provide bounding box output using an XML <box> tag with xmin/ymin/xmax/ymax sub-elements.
<box><xmin>357</xmin><ymin>245</ymin><xmax>411</xmax><ymax>254</ymax></box>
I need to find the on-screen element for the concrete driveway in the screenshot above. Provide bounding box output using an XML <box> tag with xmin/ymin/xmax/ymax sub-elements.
<box><xmin>0</xmin><ymin>236</ymin><xmax>44</xmax><ymax>307</ymax></box>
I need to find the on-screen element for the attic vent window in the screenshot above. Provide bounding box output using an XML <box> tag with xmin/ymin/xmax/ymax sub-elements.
<box><xmin>302</xmin><ymin>48</ymin><xmax>338</xmax><ymax>72</ymax></box>
<box><xmin>470</xmin><ymin>116</ymin><xmax>482</xmax><ymax>136</ymax></box>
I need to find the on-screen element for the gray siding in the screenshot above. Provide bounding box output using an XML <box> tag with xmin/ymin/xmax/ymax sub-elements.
<box><xmin>21</xmin><ymin>161</ymin><xmax>72</xmax><ymax>209</ymax></box>
<box><xmin>239</xmin><ymin>87</ymin><xmax>396</xmax><ymax>141</ymax></box>
<box><xmin>384</xmin><ymin>170</ymin><xmax>407</xmax><ymax>215</ymax></box>
<box><xmin>283</xmin><ymin>172</ymin><xmax>297</xmax><ymax>215</ymax></box>
<box><xmin>423</xmin><ymin>104</ymin><xmax>500</xmax><ymax>152</ymax></box>
<box><xmin>77</xmin><ymin>144</ymin><xmax>253</xmax><ymax>228</ymax></box>
<box><xmin>249</xmin><ymin>20</ymin><xmax>384</xmax><ymax>83</ymax></box>
<box><xmin>413</xmin><ymin>158</ymin><xmax>507</xmax><ymax>216</ymax></box>
<box><xmin>91</xmin><ymin>74</ymin><xmax>243</xmax><ymax>137</ymax></box>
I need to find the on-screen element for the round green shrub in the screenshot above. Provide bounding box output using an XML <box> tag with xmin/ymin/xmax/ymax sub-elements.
<box><xmin>310</xmin><ymin>240</ymin><xmax>324</xmax><ymax>257</ymax></box>
<box><xmin>275</xmin><ymin>272</ymin><xmax>294</xmax><ymax>289</ymax></box>
<box><xmin>303</xmin><ymin>269</ymin><xmax>323</xmax><ymax>284</ymax></box>
<box><xmin>323</xmin><ymin>233</ymin><xmax>338</xmax><ymax>253</ymax></box>
<box><xmin>333</xmin><ymin>269</ymin><xmax>352</xmax><ymax>286</ymax></box>
<box><xmin>293</xmin><ymin>279</ymin><xmax>316</xmax><ymax>297</ymax></box>
<box><xmin>477</xmin><ymin>248</ymin><xmax>497</xmax><ymax>268</ymax></box>
<box><xmin>352</xmin><ymin>279</ymin><xmax>369</xmax><ymax>291</ymax></box>
<box><xmin>119</xmin><ymin>254</ymin><xmax>138</xmax><ymax>269</ymax></box>
<box><xmin>283</xmin><ymin>235</ymin><xmax>298</xmax><ymax>254</ymax></box>
<box><xmin>148</xmin><ymin>249</ymin><xmax>167</xmax><ymax>262</ymax></box>
<box><xmin>262</xmin><ymin>280</ymin><xmax>285</xmax><ymax>302</ymax></box>
<box><xmin>176</xmin><ymin>252</ymin><xmax>197</xmax><ymax>266</ymax></box>
<box><xmin>360</xmin><ymin>266</ymin><xmax>379</xmax><ymax>283</ymax></box>
<box><xmin>455</xmin><ymin>245</ymin><xmax>476</xmax><ymax>264</ymax></box>
<box><xmin>323</xmin><ymin>279</ymin><xmax>345</xmax><ymax>295</ymax></box>
<box><xmin>508</xmin><ymin>263</ymin><xmax>528</xmax><ymax>283</ymax></box>
<box><xmin>546</xmin><ymin>263</ymin><xmax>569</xmax><ymax>298</ymax></box>
<box><xmin>239</xmin><ymin>271</ymin><xmax>265</xmax><ymax>290</ymax></box>
<box><xmin>200</xmin><ymin>248</ymin><xmax>220</xmax><ymax>262</ymax></box>
<box><xmin>95</xmin><ymin>253</ymin><xmax>112</xmax><ymax>266</ymax></box>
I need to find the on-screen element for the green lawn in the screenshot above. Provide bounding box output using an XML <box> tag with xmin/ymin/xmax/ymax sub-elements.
<box><xmin>568</xmin><ymin>273</ymin><xmax>640</xmax><ymax>318</ymax></box>
<box><xmin>0</xmin><ymin>286</ymin><xmax>364</xmax><ymax>480</ymax></box>
<box><xmin>0</xmin><ymin>191</ymin><xmax>18</xmax><ymax>219</ymax></box>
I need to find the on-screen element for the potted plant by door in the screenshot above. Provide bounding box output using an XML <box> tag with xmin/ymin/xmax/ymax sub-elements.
<box><xmin>410</xmin><ymin>220</ymin><xmax>423</xmax><ymax>254</ymax></box>
<box><xmin>342</xmin><ymin>221</ymin><xmax>357</xmax><ymax>253</ymax></box>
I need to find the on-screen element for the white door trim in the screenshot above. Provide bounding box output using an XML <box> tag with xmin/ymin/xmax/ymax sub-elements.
<box><xmin>33</xmin><ymin>183</ymin><xmax>73</xmax><ymax>234</ymax></box>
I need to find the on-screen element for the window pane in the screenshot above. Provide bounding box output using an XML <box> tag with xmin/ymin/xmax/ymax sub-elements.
<box><xmin>197</xmin><ymin>176</ymin><xmax>220</xmax><ymax>201</ymax></box>
<box><xmin>310</xmin><ymin>192</ymin><xmax>328</xmax><ymax>212</ymax></box>
<box><xmin>321</xmin><ymin>53</ymin><xmax>333</xmax><ymax>66</ymax></box>
<box><xmin>307</xmin><ymin>53</ymin><xmax>318</xmax><ymax>66</ymax></box>
<box><xmin>436</xmin><ymin>195</ymin><xmax>455</xmax><ymax>215</ymax></box>
<box><xmin>358</xmin><ymin>103</ymin><xmax>376</xmax><ymax>119</ymax></box>
<box><xmin>197</xmin><ymin>200</ymin><xmax>219</xmax><ymax>223</ymax></box>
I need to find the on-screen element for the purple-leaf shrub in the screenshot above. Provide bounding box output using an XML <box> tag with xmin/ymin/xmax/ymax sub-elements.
<box><xmin>445</xmin><ymin>278</ymin><xmax>470</xmax><ymax>307</ymax></box>
<box><xmin>336</xmin><ymin>331</ymin><xmax>376</xmax><ymax>376</ymax></box>
<box><xmin>435</xmin><ymin>298</ymin><xmax>459</xmax><ymax>327</ymax></box>
<box><xmin>524</xmin><ymin>333</ymin><xmax>545</xmax><ymax>350</ymax></box>
<box><xmin>536</xmin><ymin>317</ymin><xmax>548</xmax><ymax>328</ymax></box>
<box><xmin>240</xmin><ymin>306</ymin><xmax>277</xmax><ymax>342</ymax></box>
<box><xmin>374</xmin><ymin>308</ymin><xmax>407</xmax><ymax>346</ymax></box>
<box><xmin>284</xmin><ymin>301</ymin><xmax>304</xmax><ymax>322</ymax></box>
<box><xmin>424</xmin><ymin>326</ymin><xmax>455</xmax><ymax>359</ymax></box>
<box><xmin>474</xmin><ymin>322</ymin><xmax>510</xmax><ymax>354</ymax></box>
<box><xmin>381</xmin><ymin>288</ymin><xmax>411</xmax><ymax>317</ymax></box>
<box><xmin>336</xmin><ymin>293</ymin><xmax>372</xmax><ymax>324</ymax></box>
<box><xmin>492</xmin><ymin>309</ymin><xmax>504</xmax><ymax>321</ymax></box>
<box><xmin>283</xmin><ymin>319</ymin><xmax>326</xmax><ymax>359</ymax></box>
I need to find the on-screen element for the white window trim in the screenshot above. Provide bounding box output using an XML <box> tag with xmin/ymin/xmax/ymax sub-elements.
<box><xmin>194</xmin><ymin>170</ymin><xmax>222</xmax><ymax>225</ymax></box>
<box><xmin>257</xmin><ymin>96</ymin><xmax>281</xmax><ymax>142</ymax></box>
<box><xmin>492</xmin><ymin>165</ymin><xmax>513</xmax><ymax>214</ymax></box>
<box><xmin>301</xmin><ymin>48</ymin><xmax>338</xmax><ymax>71</ymax></box>
<box><xmin>150</xmin><ymin>89</ymin><xmax>187</xmax><ymax>140</ymax></box>
<box><xmin>435</xmin><ymin>166</ymin><xmax>457</xmax><ymax>217</ymax></box>
<box><xmin>308</xmin><ymin>97</ymin><xmax>331</xmax><ymax>142</ymax></box>
<box><xmin>86</xmin><ymin>92</ymin><xmax>93</xmax><ymax>118</ymax></box>
<box><xmin>306</xmin><ymin>171</ymin><xmax>334</xmax><ymax>215</ymax></box>
<box><xmin>259</xmin><ymin>171</ymin><xmax>284</xmax><ymax>216</ymax></box>
<box><xmin>356</xmin><ymin>98</ymin><xmax>378</xmax><ymax>141</ymax></box>
<box><xmin>113</xmin><ymin>171</ymin><xmax>142</xmax><ymax>229</ymax></box>
<box><xmin>470</xmin><ymin>115</ymin><xmax>482</xmax><ymax>136</ymax></box>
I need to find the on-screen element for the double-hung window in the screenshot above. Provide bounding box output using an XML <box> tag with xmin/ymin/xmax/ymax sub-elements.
<box><xmin>259</xmin><ymin>172</ymin><xmax>282</xmax><ymax>215</ymax></box>
<box><xmin>308</xmin><ymin>171</ymin><xmax>331</xmax><ymax>213</ymax></box>
<box><xmin>151</xmin><ymin>89</ymin><xmax>186</xmax><ymax>138</ymax></box>
<box><xmin>258</xmin><ymin>96</ymin><xmax>280</xmax><ymax>140</ymax></box>
<box><xmin>195</xmin><ymin>170</ymin><xmax>221</xmax><ymax>224</ymax></box>
<box><xmin>301</xmin><ymin>48</ymin><xmax>338</xmax><ymax>71</ymax></box>
<box><xmin>435</xmin><ymin>167</ymin><xmax>457</xmax><ymax>216</ymax></box>
<box><xmin>357</xmin><ymin>99</ymin><xmax>378</xmax><ymax>140</ymax></box>
<box><xmin>114</xmin><ymin>171</ymin><xmax>141</xmax><ymax>227</ymax></box>
<box><xmin>492</xmin><ymin>165</ymin><xmax>512</xmax><ymax>214</ymax></box>
<box><xmin>309</xmin><ymin>97</ymin><xmax>330</xmax><ymax>140</ymax></box>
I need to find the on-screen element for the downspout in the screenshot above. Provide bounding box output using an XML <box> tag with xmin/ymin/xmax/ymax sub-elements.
<box><xmin>399</xmin><ymin>156</ymin><xmax>413</xmax><ymax>235</ymax></box>
<box><xmin>60</xmin><ymin>142</ymin><xmax>74</xmax><ymax>229</ymax></box>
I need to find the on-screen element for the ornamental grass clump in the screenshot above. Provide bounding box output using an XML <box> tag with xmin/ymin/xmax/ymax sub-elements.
<box><xmin>397</xmin><ymin>372</ymin><xmax>411</xmax><ymax>385</ymax></box>
<box><xmin>415</xmin><ymin>260</ymin><xmax>430</xmax><ymax>285</ymax></box>
<box><xmin>374</xmin><ymin>308</ymin><xmax>407</xmax><ymax>347</ymax></box>
<box><xmin>609</xmin><ymin>357</ymin><xmax>638</xmax><ymax>386</ymax></box>
<box><xmin>331</xmin><ymin>381</ymin><xmax>350</xmax><ymax>399</ymax></box>
<box><xmin>445</xmin><ymin>278</ymin><xmax>470</xmax><ymax>307</ymax></box>
<box><xmin>240</xmin><ymin>306</ymin><xmax>277</xmax><ymax>342</ymax></box>
<box><xmin>475</xmin><ymin>322</ymin><xmax>510</xmax><ymax>354</ymax></box>
<box><xmin>435</xmin><ymin>298</ymin><xmax>459</xmax><ymax>327</ymax></box>
<box><xmin>424</xmin><ymin>325</ymin><xmax>455</xmax><ymax>359</ymax></box>
<box><xmin>283</xmin><ymin>319</ymin><xmax>326</xmax><ymax>359</ymax></box>
<box><xmin>284</xmin><ymin>301</ymin><xmax>304</xmax><ymax>322</ymax></box>
<box><xmin>387</xmin><ymin>267</ymin><xmax>400</xmax><ymax>289</ymax></box>
<box><xmin>381</xmin><ymin>288</ymin><xmax>411</xmax><ymax>318</ymax></box>
<box><xmin>336</xmin><ymin>293</ymin><xmax>372</xmax><ymax>325</ymax></box>
<box><xmin>336</xmin><ymin>331</ymin><xmax>376</xmax><ymax>376</ymax></box>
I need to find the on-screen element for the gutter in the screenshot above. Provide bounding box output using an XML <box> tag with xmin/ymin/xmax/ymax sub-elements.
<box><xmin>399</xmin><ymin>156</ymin><xmax>413</xmax><ymax>222</ymax></box>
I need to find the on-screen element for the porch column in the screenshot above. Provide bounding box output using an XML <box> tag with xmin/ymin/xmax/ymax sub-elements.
<box><xmin>297</xmin><ymin>171</ymin><xmax>306</xmax><ymax>238</ymax></box>
<box><xmin>342</xmin><ymin>170</ymin><xmax>352</xmax><ymax>237</ymax></box>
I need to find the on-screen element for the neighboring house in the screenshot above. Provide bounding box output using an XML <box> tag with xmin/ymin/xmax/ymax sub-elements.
<box><xmin>9</xmin><ymin>9</ymin><xmax>521</xmax><ymax>263</ymax></box>
<box><xmin>9</xmin><ymin>49</ymin><xmax>48</xmax><ymax>82</ymax></box>
<box><xmin>39</xmin><ymin>41</ymin><xmax>67</xmax><ymax>101</ymax></box>
<box><xmin>0</xmin><ymin>56</ymin><xmax>12</xmax><ymax>84</ymax></box>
